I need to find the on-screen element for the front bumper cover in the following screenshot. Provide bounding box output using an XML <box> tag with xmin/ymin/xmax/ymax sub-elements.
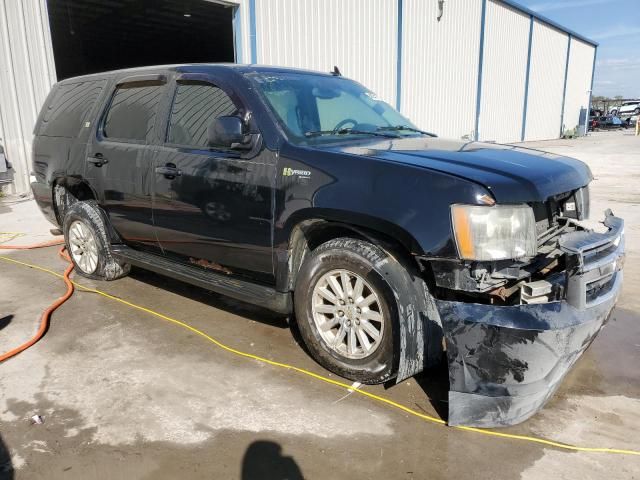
<box><xmin>438</xmin><ymin>211</ymin><xmax>624</xmax><ymax>427</ymax></box>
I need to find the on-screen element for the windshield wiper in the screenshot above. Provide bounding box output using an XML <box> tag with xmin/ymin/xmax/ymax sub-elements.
<box><xmin>304</xmin><ymin>128</ymin><xmax>398</xmax><ymax>138</ymax></box>
<box><xmin>376</xmin><ymin>125</ymin><xmax>437</xmax><ymax>137</ymax></box>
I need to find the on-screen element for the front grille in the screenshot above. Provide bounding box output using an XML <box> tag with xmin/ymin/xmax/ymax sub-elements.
<box><xmin>585</xmin><ymin>273</ymin><xmax>616</xmax><ymax>304</ymax></box>
<box><xmin>560</xmin><ymin>213</ymin><xmax>624</xmax><ymax>310</ymax></box>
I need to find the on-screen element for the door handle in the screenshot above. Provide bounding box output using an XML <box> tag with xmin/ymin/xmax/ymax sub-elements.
<box><xmin>87</xmin><ymin>153</ymin><xmax>108</xmax><ymax>167</ymax></box>
<box><xmin>155</xmin><ymin>163</ymin><xmax>182</xmax><ymax>179</ymax></box>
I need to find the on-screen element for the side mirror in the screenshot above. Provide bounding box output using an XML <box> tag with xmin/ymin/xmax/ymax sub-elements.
<box><xmin>208</xmin><ymin>116</ymin><xmax>249</xmax><ymax>149</ymax></box>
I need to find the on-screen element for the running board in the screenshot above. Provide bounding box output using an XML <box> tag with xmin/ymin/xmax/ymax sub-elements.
<box><xmin>111</xmin><ymin>245</ymin><xmax>292</xmax><ymax>314</ymax></box>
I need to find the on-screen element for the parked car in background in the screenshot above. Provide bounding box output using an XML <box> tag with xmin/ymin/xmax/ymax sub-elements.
<box><xmin>591</xmin><ymin>115</ymin><xmax>632</xmax><ymax>131</ymax></box>
<box><xmin>30</xmin><ymin>64</ymin><xmax>625</xmax><ymax>428</ymax></box>
<box><xmin>610</xmin><ymin>101</ymin><xmax>640</xmax><ymax>116</ymax></box>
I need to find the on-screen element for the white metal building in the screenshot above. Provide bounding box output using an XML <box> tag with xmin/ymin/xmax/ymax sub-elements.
<box><xmin>0</xmin><ymin>0</ymin><xmax>597</xmax><ymax>195</ymax></box>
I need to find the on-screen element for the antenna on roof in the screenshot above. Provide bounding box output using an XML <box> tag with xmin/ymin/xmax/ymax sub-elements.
<box><xmin>331</xmin><ymin>66</ymin><xmax>342</xmax><ymax>76</ymax></box>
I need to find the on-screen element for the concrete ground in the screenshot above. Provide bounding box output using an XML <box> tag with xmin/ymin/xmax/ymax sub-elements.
<box><xmin>1</xmin><ymin>130</ymin><xmax>639</xmax><ymax>479</ymax></box>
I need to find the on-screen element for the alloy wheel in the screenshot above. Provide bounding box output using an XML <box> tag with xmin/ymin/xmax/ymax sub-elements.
<box><xmin>311</xmin><ymin>269</ymin><xmax>385</xmax><ymax>359</ymax></box>
<box><xmin>68</xmin><ymin>220</ymin><xmax>99</xmax><ymax>274</ymax></box>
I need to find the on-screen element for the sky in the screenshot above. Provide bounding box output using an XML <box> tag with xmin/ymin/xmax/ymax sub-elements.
<box><xmin>517</xmin><ymin>0</ymin><xmax>640</xmax><ymax>98</ymax></box>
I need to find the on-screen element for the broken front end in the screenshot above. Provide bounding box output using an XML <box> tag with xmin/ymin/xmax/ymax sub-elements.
<box><xmin>424</xmin><ymin>189</ymin><xmax>624</xmax><ymax>427</ymax></box>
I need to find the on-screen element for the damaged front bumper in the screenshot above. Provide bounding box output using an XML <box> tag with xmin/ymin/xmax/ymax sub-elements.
<box><xmin>438</xmin><ymin>211</ymin><xmax>624</xmax><ymax>427</ymax></box>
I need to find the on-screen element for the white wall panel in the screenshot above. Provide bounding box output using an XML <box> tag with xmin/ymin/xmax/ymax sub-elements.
<box><xmin>401</xmin><ymin>0</ymin><xmax>482</xmax><ymax>140</ymax></box>
<box><xmin>523</xmin><ymin>21</ymin><xmax>568</xmax><ymax>141</ymax></box>
<box><xmin>562</xmin><ymin>38</ymin><xmax>594</xmax><ymax>133</ymax></box>
<box><xmin>478</xmin><ymin>1</ymin><xmax>529</xmax><ymax>143</ymax></box>
<box><xmin>0</xmin><ymin>0</ymin><xmax>56</xmax><ymax>194</ymax></box>
<box><xmin>0</xmin><ymin>0</ymin><xmax>600</xmax><ymax>197</ymax></box>
<box><xmin>255</xmin><ymin>0</ymin><xmax>398</xmax><ymax>106</ymax></box>
<box><xmin>231</xmin><ymin>0</ymin><xmax>251</xmax><ymax>64</ymax></box>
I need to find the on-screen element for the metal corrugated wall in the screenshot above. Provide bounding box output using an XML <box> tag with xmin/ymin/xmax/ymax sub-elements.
<box><xmin>0</xmin><ymin>0</ymin><xmax>599</xmax><ymax>194</ymax></box>
<box><xmin>523</xmin><ymin>21</ymin><xmax>569</xmax><ymax>141</ymax></box>
<box><xmin>254</xmin><ymin>0</ymin><xmax>398</xmax><ymax>107</ymax></box>
<box><xmin>562</xmin><ymin>38</ymin><xmax>595</xmax><ymax>134</ymax></box>
<box><xmin>478</xmin><ymin>1</ymin><xmax>530</xmax><ymax>143</ymax></box>
<box><xmin>233</xmin><ymin>0</ymin><xmax>250</xmax><ymax>63</ymax></box>
<box><xmin>400</xmin><ymin>0</ymin><xmax>483</xmax><ymax>139</ymax></box>
<box><xmin>0</xmin><ymin>0</ymin><xmax>56</xmax><ymax>194</ymax></box>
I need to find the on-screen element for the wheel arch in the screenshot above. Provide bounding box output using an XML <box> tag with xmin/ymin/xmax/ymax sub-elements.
<box><xmin>52</xmin><ymin>176</ymin><xmax>98</xmax><ymax>224</ymax></box>
<box><xmin>286</xmin><ymin>218</ymin><xmax>444</xmax><ymax>384</ymax></box>
<box><xmin>52</xmin><ymin>178</ymin><xmax>122</xmax><ymax>243</ymax></box>
<box><xmin>279</xmin><ymin>209</ymin><xmax>425</xmax><ymax>293</ymax></box>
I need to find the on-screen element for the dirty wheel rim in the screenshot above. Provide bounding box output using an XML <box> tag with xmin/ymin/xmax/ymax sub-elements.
<box><xmin>68</xmin><ymin>220</ymin><xmax>99</xmax><ymax>274</ymax></box>
<box><xmin>311</xmin><ymin>269</ymin><xmax>384</xmax><ymax>359</ymax></box>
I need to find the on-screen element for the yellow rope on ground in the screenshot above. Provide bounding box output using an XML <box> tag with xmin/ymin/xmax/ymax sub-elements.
<box><xmin>0</xmin><ymin>232</ymin><xmax>24</xmax><ymax>244</ymax></box>
<box><xmin>1</xmin><ymin>252</ymin><xmax>639</xmax><ymax>457</ymax></box>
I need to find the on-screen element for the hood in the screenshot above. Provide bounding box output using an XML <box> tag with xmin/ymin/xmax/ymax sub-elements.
<box><xmin>319</xmin><ymin>137</ymin><xmax>592</xmax><ymax>203</ymax></box>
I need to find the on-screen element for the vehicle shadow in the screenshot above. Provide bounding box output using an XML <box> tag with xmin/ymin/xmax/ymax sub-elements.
<box><xmin>413</xmin><ymin>356</ymin><xmax>451</xmax><ymax>422</ymax></box>
<box><xmin>128</xmin><ymin>267</ymin><xmax>290</xmax><ymax>329</ymax></box>
<box><xmin>0</xmin><ymin>315</ymin><xmax>13</xmax><ymax>332</ymax></box>
<box><xmin>127</xmin><ymin>268</ymin><xmax>328</xmax><ymax>364</ymax></box>
<box><xmin>0</xmin><ymin>432</ymin><xmax>13</xmax><ymax>480</ymax></box>
<box><xmin>129</xmin><ymin>268</ymin><xmax>450</xmax><ymax>422</ymax></box>
<box><xmin>241</xmin><ymin>440</ymin><xmax>303</xmax><ymax>480</ymax></box>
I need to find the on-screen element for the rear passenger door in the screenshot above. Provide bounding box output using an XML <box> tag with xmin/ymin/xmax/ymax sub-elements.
<box><xmin>86</xmin><ymin>75</ymin><xmax>167</xmax><ymax>250</ymax></box>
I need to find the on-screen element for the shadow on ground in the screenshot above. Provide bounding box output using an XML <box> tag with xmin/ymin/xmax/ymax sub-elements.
<box><xmin>128</xmin><ymin>266</ymin><xmax>312</xmax><ymax>354</ymax></box>
<box><xmin>241</xmin><ymin>440</ymin><xmax>303</xmax><ymax>480</ymax></box>
<box><xmin>129</xmin><ymin>267</ymin><xmax>289</xmax><ymax>328</ymax></box>
<box><xmin>0</xmin><ymin>315</ymin><xmax>13</xmax><ymax>331</ymax></box>
<box><xmin>130</xmin><ymin>266</ymin><xmax>452</xmax><ymax>422</ymax></box>
<box><xmin>414</xmin><ymin>358</ymin><xmax>450</xmax><ymax>421</ymax></box>
<box><xmin>0</xmin><ymin>432</ymin><xmax>13</xmax><ymax>480</ymax></box>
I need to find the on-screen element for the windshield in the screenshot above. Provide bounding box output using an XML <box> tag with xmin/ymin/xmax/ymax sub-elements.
<box><xmin>248</xmin><ymin>72</ymin><xmax>423</xmax><ymax>144</ymax></box>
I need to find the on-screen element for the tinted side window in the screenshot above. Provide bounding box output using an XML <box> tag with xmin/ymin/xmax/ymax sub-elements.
<box><xmin>39</xmin><ymin>80</ymin><xmax>105</xmax><ymax>137</ymax></box>
<box><xmin>103</xmin><ymin>83</ymin><xmax>163</xmax><ymax>142</ymax></box>
<box><xmin>167</xmin><ymin>83</ymin><xmax>238</xmax><ymax>147</ymax></box>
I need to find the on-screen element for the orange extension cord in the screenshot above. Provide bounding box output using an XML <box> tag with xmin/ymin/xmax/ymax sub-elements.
<box><xmin>0</xmin><ymin>239</ymin><xmax>69</xmax><ymax>363</ymax></box>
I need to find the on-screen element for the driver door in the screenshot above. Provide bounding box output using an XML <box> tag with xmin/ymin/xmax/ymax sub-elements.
<box><xmin>151</xmin><ymin>75</ymin><xmax>275</xmax><ymax>281</ymax></box>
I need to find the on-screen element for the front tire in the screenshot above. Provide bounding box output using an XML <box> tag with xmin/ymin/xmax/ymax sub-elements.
<box><xmin>62</xmin><ymin>201</ymin><xmax>130</xmax><ymax>281</ymax></box>
<box><xmin>294</xmin><ymin>238</ymin><xmax>402</xmax><ymax>384</ymax></box>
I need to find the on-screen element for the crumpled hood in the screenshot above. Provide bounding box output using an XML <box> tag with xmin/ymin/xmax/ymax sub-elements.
<box><xmin>319</xmin><ymin>137</ymin><xmax>592</xmax><ymax>202</ymax></box>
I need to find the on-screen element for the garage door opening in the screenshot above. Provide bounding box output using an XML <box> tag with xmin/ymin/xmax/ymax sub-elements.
<box><xmin>47</xmin><ymin>0</ymin><xmax>236</xmax><ymax>80</ymax></box>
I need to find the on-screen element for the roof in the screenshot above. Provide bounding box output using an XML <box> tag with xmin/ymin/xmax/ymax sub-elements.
<box><xmin>59</xmin><ymin>63</ymin><xmax>337</xmax><ymax>84</ymax></box>
<box><xmin>500</xmin><ymin>0</ymin><xmax>598</xmax><ymax>47</ymax></box>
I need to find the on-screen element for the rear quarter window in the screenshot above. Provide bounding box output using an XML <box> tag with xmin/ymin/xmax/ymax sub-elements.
<box><xmin>38</xmin><ymin>80</ymin><xmax>106</xmax><ymax>137</ymax></box>
<box><xmin>102</xmin><ymin>82</ymin><xmax>164</xmax><ymax>143</ymax></box>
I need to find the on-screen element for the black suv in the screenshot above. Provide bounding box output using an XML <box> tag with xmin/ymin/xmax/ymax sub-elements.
<box><xmin>31</xmin><ymin>64</ymin><xmax>624</xmax><ymax>427</ymax></box>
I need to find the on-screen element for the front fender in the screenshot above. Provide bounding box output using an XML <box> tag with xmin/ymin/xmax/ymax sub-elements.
<box><xmin>275</xmin><ymin>142</ymin><xmax>492</xmax><ymax>258</ymax></box>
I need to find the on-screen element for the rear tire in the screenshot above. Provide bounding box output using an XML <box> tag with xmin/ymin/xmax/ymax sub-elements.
<box><xmin>62</xmin><ymin>201</ymin><xmax>130</xmax><ymax>281</ymax></box>
<box><xmin>294</xmin><ymin>237</ymin><xmax>404</xmax><ymax>384</ymax></box>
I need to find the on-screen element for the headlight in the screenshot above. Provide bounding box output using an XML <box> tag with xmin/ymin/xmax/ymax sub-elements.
<box><xmin>451</xmin><ymin>204</ymin><xmax>537</xmax><ymax>261</ymax></box>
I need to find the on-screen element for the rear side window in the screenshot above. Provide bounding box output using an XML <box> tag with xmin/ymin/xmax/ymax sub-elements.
<box><xmin>167</xmin><ymin>83</ymin><xmax>238</xmax><ymax>148</ymax></box>
<box><xmin>103</xmin><ymin>82</ymin><xmax>164</xmax><ymax>142</ymax></box>
<box><xmin>39</xmin><ymin>80</ymin><xmax>105</xmax><ymax>137</ymax></box>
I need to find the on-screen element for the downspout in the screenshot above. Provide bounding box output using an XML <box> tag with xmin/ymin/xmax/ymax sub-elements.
<box><xmin>473</xmin><ymin>0</ymin><xmax>487</xmax><ymax>141</ymax></box>
<box><xmin>559</xmin><ymin>35</ymin><xmax>571</xmax><ymax>137</ymax></box>
<box><xmin>520</xmin><ymin>15</ymin><xmax>534</xmax><ymax>142</ymax></box>
<box><xmin>395</xmin><ymin>0</ymin><xmax>404</xmax><ymax>111</ymax></box>
<box><xmin>585</xmin><ymin>46</ymin><xmax>597</xmax><ymax>136</ymax></box>
<box><xmin>249</xmin><ymin>0</ymin><xmax>257</xmax><ymax>64</ymax></box>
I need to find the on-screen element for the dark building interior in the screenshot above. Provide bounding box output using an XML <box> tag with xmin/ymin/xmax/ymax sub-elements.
<box><xmin>47</xmin><ymin>0</ymin><xmax>236</xmax><ymax>80</ymax></box>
